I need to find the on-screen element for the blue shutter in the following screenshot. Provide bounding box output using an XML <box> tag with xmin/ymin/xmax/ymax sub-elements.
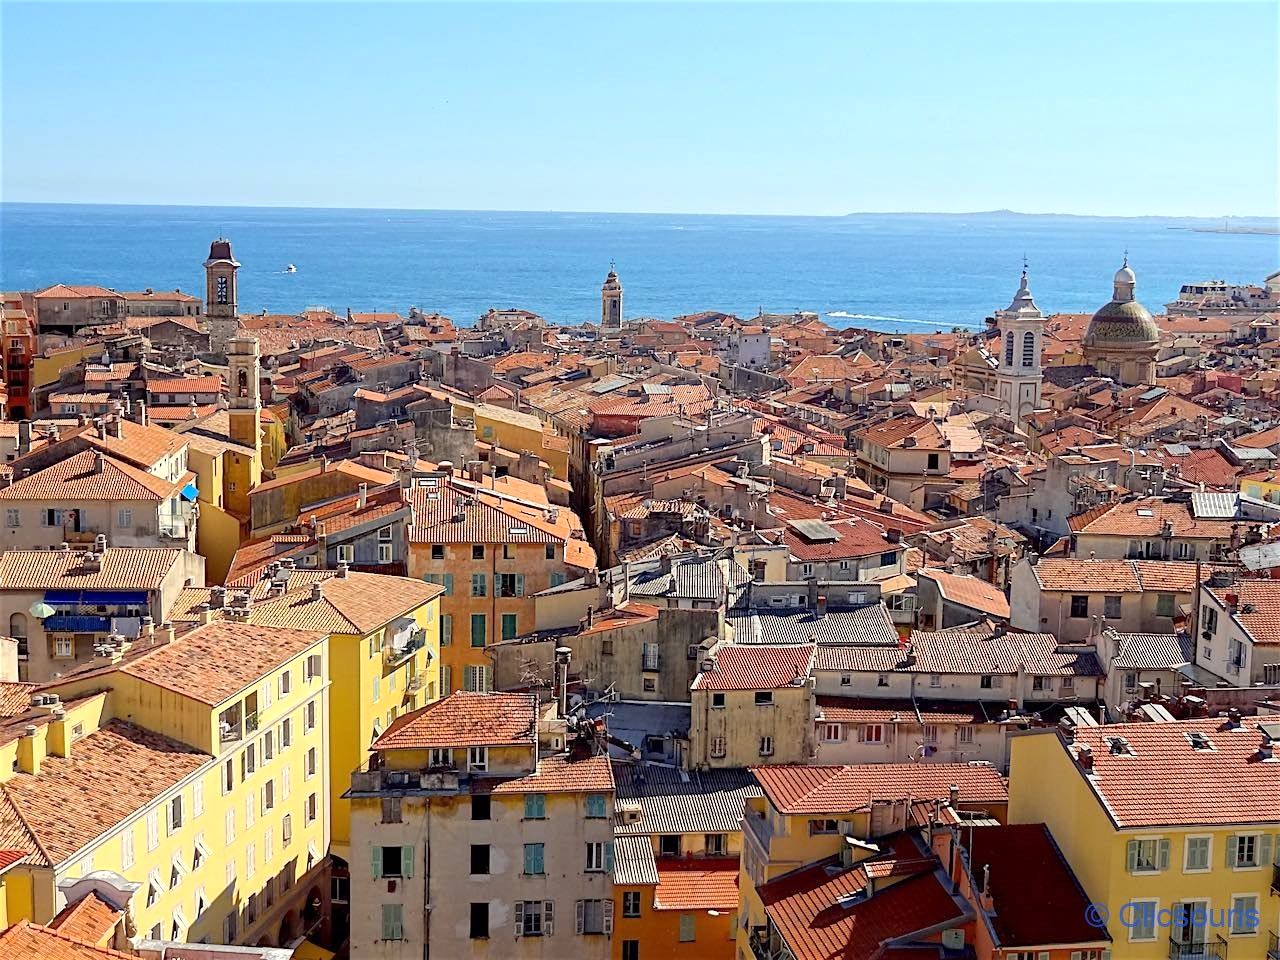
<box><xmin>586</xmin><ymin>794</ymin><xmax>605</xmax><ymax>818</ymax></box>
<box><xmin>604</xmin><ymin>840</ymin><xmax>614</xmax><ymax>874</ymax></box>
<box><xmin>443</xmin><ymin>574</ymin><xmax>453</xmax><ymax>597</ymax></box>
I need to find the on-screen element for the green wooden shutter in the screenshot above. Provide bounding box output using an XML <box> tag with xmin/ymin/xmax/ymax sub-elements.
<box><xmin>1157</xmin><ymin>839</ymin><xmax>1170</xmax><ymax>871</ymax></box>
<box><xmin>586</xmin><ymin>794</ymin><xmax>605</xmax><ymax>818</ymax></box>
<box><xmin>502</xmin><ymin>613</ymin><xmax>518</xmax><ymax>640</ymax></box>
<box><xmin>515</xmin><ymin>574</ymin><xmax>525</xmax><ymax>597</ymax></box>
<box><xmin>1126</xmin><ymin>840</ymin><xmax>1139</xmax><ymax>873</ymax></box>
<box><xmin>1227</xmin><ymin>835</ymin><xmax>1239</xmax><ymax>868</ymax></box>
<box><xmin>402</xmin><ymin>845</ymin><xmax>414</xmax><ymax>879</ymax></box>
<box><xmin>1259</xmin><ymin>834</ymin><xmax>1273</xmax><ymax>868</ymax></box>
<box><xmin>471</xmin><ymin>614</ymin><xmax>486</xmax><ymax>648</ymax></box>
<box><xmin>371</xmin><ymin>845</ymin><xmax>383</xmax><ymax>879</ymax></box>
<box><xmin>443</xmin><ymin>573</ymin><xmax>453</xmax><ymax>597</ymax></box>
<box><xmin>440</xmin><ymin>614</ymin><xmax>452</xmax><ymax>647</ymax></box>
<box><xmin>604</xmin><ymin>840</ymin><xmax>614</xmax><ymax>873</ymax></box>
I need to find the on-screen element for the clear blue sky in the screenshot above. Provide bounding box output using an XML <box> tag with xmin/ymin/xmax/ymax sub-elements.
<box><xmin>3</xmin><ymin>2</ymin><xmax>1276</xmax><ymax>217</ymax></box>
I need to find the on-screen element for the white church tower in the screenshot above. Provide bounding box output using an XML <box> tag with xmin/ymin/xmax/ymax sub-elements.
<box><xmin>992</xmin><ymin>265</ymin><xmax>1044</xmax><ymax>427</ymax></box>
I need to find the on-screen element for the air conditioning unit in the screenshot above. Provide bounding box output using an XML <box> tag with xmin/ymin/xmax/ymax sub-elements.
<box><xmin>941</xmin><ymin>929</ymin><xmax>965</xmax><ymax>950</ymax></box>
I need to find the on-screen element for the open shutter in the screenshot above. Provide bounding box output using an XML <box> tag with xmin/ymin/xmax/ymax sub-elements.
<box><xmin>443</xmin><ymin>574</ymin><xmax>453</xmax><ymax>597</ymax></box>
<box><xmin>857</xmin><ymin>726</ymin><xmax>866</xmax><ymax>743</ymax></box>
<box><xmin>604</xmin><ymin>841</ymin><xmax>615</xmax><ymax>874</ymax></box>
<box><xmin>1126</xmin><ymin>840</ymin><xmax>1139</xmax><ymax>873</ymax></box>
<box><xmin>371</xmin><ymin>846</ymin><xmax>383</xmax><ymax>879</ymax></box>
<box><xmin>516</xmin><ymin>574</ymin><xmax>525</xmax><ymax>597</ymax></box>
<box><xmin>1259</xmin><ymin>834</ymin><xmax>1273</xmax><ymax>869</ymax></box>
<box><xmin>1227</xmin><ymin>835</ymin><xmax>1239</xmax><ymax>868</ymax></box>
<box><xmin>402</xmin><ymin>846</ymin><xmax>414</xmax><ymax>879</ymax></box>
<box><xmin>575</xmin><ymin>900</ymin><xmax>585</xmax><ymax>935</ymax></box>
<box><xmin>603</xmin><ymin>898</ymin><xmax>614</xmax><ymax>936</ymax></box>
<box><xmin>544</xmin><ymin>900</ymin><xmax>554</xmax><ymax>936</ymax></box>
<box><xmin>1157</xmin><ymin>839</ymin><xmax>1170</xmax><ymax>871</ymax></box>
<box><xmin>514</xmin><ymin>901</ymin><xmax>524</xmax><ymax>937</ymax></box>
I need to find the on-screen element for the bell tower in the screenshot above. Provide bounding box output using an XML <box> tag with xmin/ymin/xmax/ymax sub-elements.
<box><xmin>991</xmin><ymin>264</ymin><xmax>1044</xmax><ymax>428</ymax></box>
<box><xmin>227</xmin><ymin>336</ymin><xmax>261</xmax><ymax>456</ymax></box>
<box><xmin>601</xmin><ymin>263</ymin><xmax>622</xmax><ymax>334</ymax></box>
<box><xmin>205</xmin><ymin>238</ymin><xmax>240</xmax><ymax>358</ymax></box>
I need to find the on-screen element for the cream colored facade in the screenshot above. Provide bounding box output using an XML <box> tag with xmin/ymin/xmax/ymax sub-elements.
<box><xmin>689</xmin><ymin>682</ymin><xmax>815</xmax><ymax>770</ymax></box>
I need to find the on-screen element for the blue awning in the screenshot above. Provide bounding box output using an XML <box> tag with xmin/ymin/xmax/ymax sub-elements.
<box><xmin>181</xmin><ymin>480</ymin><xmax>199</xmax><ymax>502</ymax></box>
<box><xmin>44</xmin><ymin>590</ymin><xmax>150</xmax><ymax>605</ymax></box>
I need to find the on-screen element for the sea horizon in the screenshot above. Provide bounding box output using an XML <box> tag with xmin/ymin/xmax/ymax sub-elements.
<box><xmin>3</xmin><ymin>202</ymin><xmax>1276</xmax><ymax>333</ymax></box>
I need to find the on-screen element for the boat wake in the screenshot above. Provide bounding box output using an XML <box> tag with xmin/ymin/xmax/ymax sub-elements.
<box><xmin>826</xmin><ymin>311</ymin><xmax>943</xmax><ymax>327</ymax></box>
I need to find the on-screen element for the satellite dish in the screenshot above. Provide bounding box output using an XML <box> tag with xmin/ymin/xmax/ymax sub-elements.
<box><xmin>29</xmin><ymin>601</ymin><xmax>56</xmax><ymax>619</ymax></box>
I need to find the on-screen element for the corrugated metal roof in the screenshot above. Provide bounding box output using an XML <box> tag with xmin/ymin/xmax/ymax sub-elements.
<box><xmin>1109</xmin><ymin>632</ymin><xmax>1195</xmax><ymax>670</ymax></box>
<box><xmin>612</xmin><ymin>763</ymin><xmax>761</xmax><ymax>836</ymax></box>
<box><xmin>627</xmin><ymin>554</ymin><xmax>750</xmax><ymax>603</ymax></box>
<box><xmin>613</xmin><ymin>835</ymin><xmax>659</xmax><ymax>885</ymax></box>
<box><xmin>728</xmin><ymin>605</ymin><xmax>898</xmax><ymax>646</ymax></box>
<box><xmin>1190</xmin><ymin>491</ymin><xmax>1239</xmax><ymax>519</ymax></box>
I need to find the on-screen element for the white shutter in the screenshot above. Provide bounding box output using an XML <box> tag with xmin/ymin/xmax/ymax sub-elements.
<box><xmin>575</xmin><ymin>899</ymin><xmax>585</xmax><ymax>935</ymax></box>
<box><xmin>514</xmin><ymin>901</ymin><xmax>524</xmax><ymax>937</ymax></box>
<box><xmin>603</xmin><ymin>898</ymin><xmax>614</xmax><ymax>936</ymax></box>
<box><xmin>544</xmin><ymin>900</ymin><xmax>554</xmax><ymax>936</ymax></box>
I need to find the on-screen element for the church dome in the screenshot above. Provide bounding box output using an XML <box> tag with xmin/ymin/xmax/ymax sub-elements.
<box><xmin>1084</xmin><ymin>259</ymin><xmax>1159</xmax><ymax>349</ymax></box>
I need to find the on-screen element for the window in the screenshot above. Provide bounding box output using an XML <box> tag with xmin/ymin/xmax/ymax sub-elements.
<box><xmin>225</xmin><ymin>808</ymin><xmax>235</xmax><ymax>844</ymax></box>
<box><xmin>929</xmin><ymin>673</ymin><xmax>942</xmax><ymax>688</ymax></box>
<box><xmin>822</xmin><ymin>723</ymin><xmax>842</xmax><ymax>742</ymax></box>
<box><xmin>980</xmin><ymin>675</ymin><xmax>1002</xmax><ymax>689</ymax></box>
<box><xmin>659</xmin><ymin>835</ymin><xmax>682</xmax><ymax>857</ymax></box>
<box><xmin>585</xmin><ymin>841</ymin><xmax>607</xmax><ymax>872</ymax></box>
<box><xmin>927</xmin><ymin>452</ymin><xmax>940</xmax><ymax>470</ymax></box>
<box><xmin>1127</xmin><ymin>900</ymin><xmax>1157</xmax><ymax>941</ymax></box>
<box><xmin>305</xmin><ymin>747</ymin><xmax>318</xmax><ymax>779</ymax></box>
<box><xmin>1070</xmin><ymin>595</ymin><xmax>1089</xmax><ymax>618</ymax></box>
<box><xmin>439</xmin><ymin>613</ymin><xmax>452</xmax><ymax>647</ymax></box>
<box><xmin>167</xmin><ymin>795</ymin><xmax>184</xmax><ymax>834</ymax></box>
<box><xmin>1204</xmin><ymin>606</ymin><xmax>1219</xmax><ymax>634</ymax></box>
<box><xmin>1157</xmin><ymin>593</ymin><xmax>1176</xmax><ymax>617</ymax></box>
<box><xmin>282</xmin><ymin>814</ymin><xmax>292</xmax><ymax>844</ymax></box>
<box><xmin>577</xmin><ymin>898</ymin><xmax>612</xmax><ymax>935</ymax></box>
<box><xmin>623</xmin><ymin>891</ymin><xmax>641</xmax><ymax>917</ymax></box>
<box><xmin>497</xmin><ymin>573</ymin><xmax>524</xmax><ymax>597</ymax></box>
<box><xmin>1126</xmin><ymin>837</ymin><xmax>1170</xmax><ymax>873</ymax></box>
<box><xmin>280</xmin><ymin>717</ymin><xmax>292</xmax><ymax>748</ymax></box>
<box><xmin>464</xmin><ymin>664</ymin><xmax>491</xmax><ymax>692</ymax></box>
<box><xmin>1104</xmin><ymin>595</ymin><xmax>1122</xmax><ymax>619</ymax></box>
<box><xmin>523</xmin><ymin>843</ymin><xmax>545</xmax><ymax>875</ymax></box>
<box><xmin>381</xmin><ymin>797</ymin><xmax>402</xmax><ymax>823</ymax></box>
<box><xmin>877</xmin><ymin>673</ymin><xmax>890</xmax><ymax>687</ymax></box>
<box><xmin>1032</xmin><ymin>676</ymin><xmax>1048</xmax><ymax>692</ymax></box>
<box><xmin>809</xmin><ymin>819</ymin><xmax>839</xmax><ymax>835</ymax></box>
<box><xmin>525</xmin><ymin>793</ymin><xmax>547</xmax><ymax>819</ymax></box>
<box><xmin>922</xmin><ymin>725</ymin><xmax>939</xmax><ymax>744</ymax></box>
<box><xmin>758</xmin><ymin>735</ymin><xmax>774</xmax><ymax>756</ymax></box>
<box><xmin>1229</xmin><ymin>833</ymin><xmax>1269</xmax><ymax>868</ymax></box>
<box><xmin>711</xmin><ymin>693</ymin><xmax>725</xmax><ymax>708</ymax></box>
<box><xmin>306</xmin><ymin>792</ymin><xmax>317</xmax><ymax>823</ymax></box>
<box><xmin>263</xmin><ymin>730</ymin><xmax>274</xmax><ymax>761</ymax></box>
<box><xmin>1230</xmin><ymin>895</ymin><xmax>1259</xmax><ymax>935</ymax></box>
<box><xmin>431</xmin><ymin>544</ymin><xmax>445</xmax><ymax>560</ymax></box>
<box><xmin>279</xmin><ymin>670</ymin><xmax>292</xmax><ymax>698</ymax></box>
<box><xmin>679</xmin><ymin>913</ymin><xmax>696</xmax><ymax>942</ymax></box>
<box><xmin>470</xmin><ymin>614</ymin><xmax>487</xmax><ymax>647</ymax></box>
<box><xmin>710</xmin><ymin>736</ymin><xmax>726</xmax><ymax>758</ymax></box>
<box><xmin>754</xmin><ymin>691</ymin><xmax>774</xmax><ymax>706</ymax></box>
<box><xmin>471</xmin><ymin>573</ymin><xmax>487</xmax><ymax>597</ymax></box>
<box><xmin>470</xmin><ymin>902</ymin><xmax>489</xmax><ymax>939</ymax></box>
<box><xmin>430</xmin><ymin>747</ymin><xmax>451</xmax><ymax>768</ymax></box>
<box><xmin>623</xmin><ymin>941</ymin><xmax>640</xmax><ymax>960</ymax></box>
<box><xmin>378</xmin><ymin>543</ymin><xmax>393</xmax><ymax>563</ymax></box>
<box><xmin>4</xmin><ymin>509</ymin><xmax>18</xmax><ymax>528</ymax></box>
<box><xmin>118</xmin><ymin>508</ymin><xmax>133</xmax><ymax>528</ymax></box>
<box><xmin>516</xmin><ymin>900</ymin><xmax>553</xmax><ymax>937</ymax></box>
<box><xmin>147</xmin><ymin>811</ymin><xmax>159</xmax><ymax>850</ymax></box>
<box><xmin>468</xmin><ymin>746</ymin><xmax>488</xmax><ymax>771</ymax></box>
<box><xmin>54</xmin><ymin>636</ymin><xmax>74</xmax><ymax>658</ymax></box>
<box><xmin>586</xmin><ymin>794</ymin><xmax>607</xmax><ymax>818</ymax></box>
<box><xmin>472</xmin><ymin>544</ymin><xmax>485</xmax><ymax>560</ymax></box>
<box><xmin>1004</xmin><ymin>331</ymin><xmax>1015</xmax><ymax>365</ymax></box>
<box><xmin>336</xmin><ymin>544</ymin><xmax>354</xmax><ymax>564</ymax></box>
<box><xmin>501</xmin><ymin>613</ymin><xmax>518</xmax><ymax>640</ymax></box>
<box><xmin>1184</xmin><ymin>836</ymin><xmax>1211</xmax><ymax>872</ymax></box>
<box><xmin>958</xmin><ymin>726</ymin><xmax>975</xmax><ymax>744</ymax></box>
<box><xmin>243</xmin><ymin>743</ymin><xmax>256</xmax><ymax>777</ymax></box>
<box><xmin>470</xmin><ymin>844</ymin><xmax>490</xmax><ymax>875</ymax></box>
<box><xmin>373</xmin><ymin>845</ymin><xmax>411</xmax><ymax>879</ymax></box>
<box><xmin>471</xmin><ymin>795</ymin><xmax>490</xmax><ymax>821</ymax></box>
<box><xmin>1176</xmin><ymin>542</ymin><xmax>1194</xmax><ymax>560</ymax></box>
<box><xmin>1061</xmin><ymin>676</ymin><xmax>1074</xmax><ymax>692</ymax></box>
<box><xmin>381</xmin><ymin>903</ymin><xmax>404</xmax><ymax>942</ymax></box>
<box><xmin>121</xmin><ymin>828</ymin><xmax>135</xmax><ymax>869</ymax></box>
<box><xmin>861</xmin><ymin>724</ymin><xmax>884</xmax><ymax>744</ymax></box>
<box><xmin>706</xmin><ymin>833</ymin><xmax>727</xmax><ymax>856</ymax></box>
<box><xmin>306</xmin><ymin>653</ymin><xmax>323</xmax><ymax>681</ymax></box>
<box><xmin>550</xmin><ymin>572</ymin><xmax>566</xmax><ymax>587</ymax></box>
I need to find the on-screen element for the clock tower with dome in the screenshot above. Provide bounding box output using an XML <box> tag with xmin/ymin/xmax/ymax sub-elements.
<box><xmin>204</xmin><ymin>237</ymin><xmax>240</xmax><ymax>358</ymax></box>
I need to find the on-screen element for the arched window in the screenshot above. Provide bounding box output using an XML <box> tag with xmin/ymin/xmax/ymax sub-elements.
<box><xmin>238</xmin><ymin>370</ymin><xmax>249</xmax><ymax>398</ymax></box>
<box><xmin>8</xmin><ymin>613</ymin><xmax>27</xmax><ymax>658</ymax></box>
<box><xmin>1022</xmin><ymin>331</ymin><xmax>1036</xmax><ymax>367</ymax></box>
<box><xmin>1004</xmin><ymin>332</ymin><xmax>1014</xmax><ymax>366</ymax></box>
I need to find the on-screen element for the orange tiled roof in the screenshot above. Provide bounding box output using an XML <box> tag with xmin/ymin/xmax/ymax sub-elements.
<box><xmin>0</xmin><ymin>548</ymin><xmax>182</xmax><ymax>592</ymax></box>
<box><xmin>752</xmin><ymin>763</ymin><xmax>1007</xmax><ymax>814</ymax></box>
<box><xmin>692</xmin><ymin>645</ymin><xmax>815</xmax><ymax>692</ymax></box>
<box><xmin>144</xmin><ymin>375</ymin><xmax>222</xmax><ymax>394</ymax></box>
<box><xmin>0</xmin><ymin>450</ymin><xmax>185</xmax><ymax>502</ymax></box>
<box><xmin>1062</xmin><ymin>718</ymin><xmax>1280</xmax><ymax>827</ymax></box>
<box><xmin>489</xmin><ymin>754</ymin><xmax>614</xmax><ymax>794</ymax></box>
<box><xmin>248</xmin><ymin>571</ymin><xmax>442</xmax><ymax>635</ymax></box>
<box><xmin>121</xmin><ymin>621</ymin><xmax>324</xmax><ymax>705</ymax></box>
<box><xmin>0</xmin><ymin>720</ymin><xmax>208</xmax><ymax>865</ymax></box>
<box><xmin>49</xmin><ymin>892</ymin><xmax>122</xmax><ymax>944</ymax></box>
<box><xmin>0</xmin><ymin>921</ymin><xmax>135</xmax><ymax>959</ymax></box>
<box><xmin>653</xmin><ymin>859</ymin><xmax>740</xmax><ymax>911</ymax></box>
<box><xmin>65</xmin><ymin>419</ymin><xmax>189</xmax><ymax>471</ymax></box>
<box><xmin>1073</xmin><ymin>498</ymin><xmax>1236</xmax><ymax>539</ymax></box>
<box><xmin>915</xmin><ymin>568</ymin><xmax>1010</xmax><ymax>618</ymax></box>
<box><xmin>374</xmin><ymin>691</ymin><xmax>536</xmax><ymax>751</ymax></box>
<box><xmin>1207</xmin><ymin>579</ymin><xmax>1280</xmax><ymax>645</ymax></box>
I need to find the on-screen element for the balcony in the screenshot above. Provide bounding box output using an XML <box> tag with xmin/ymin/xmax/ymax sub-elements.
<box><xmin>1272</xmin><ymin>862</ymin><xmax>1280</xmax><ymax>895</ymax></box>
<box><xmin>348</xmin><ymin>766</ymin><xmax>460</xmax><ymax>795</ymax></box>
<box><xmin>641</xmin><ymin>653</ymin><xmax>662</xmax><ymax>673</ymax></box>
<box><xmin>44</xmin><ymin>614</ymin><xmax>111</xmax><ymax>632</ymax></box>
<box><xmin>383</xmin><ymin>627</ymin><xmax>427</xmax><ymax>667</ymax></box>
<box><xmin>1169</xmin><ymin>935</ymin><xmax>1227</xmax><ymax>960</ymax></box>
<box><xmin>1268</xmin><ymin>931</ymin><xmax>1279</xmax><ymax>960</ymax></box>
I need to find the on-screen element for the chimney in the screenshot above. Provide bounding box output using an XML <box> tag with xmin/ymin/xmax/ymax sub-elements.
<box><xmin>1258</xmin><ymin>733</ymin><xmax>1275</xmax><ymax>762</ymax></box>
<box><xmin>439</xmin><ymin>460</ymin><xmax>454</xmax><ymax>477</ymax></box>
<box><xmin>47</xmin><ymin>709</ymin><xmax>73</xmax><ymax>759</ymax></box>
<box><xmin>93</xmin><ymin>451</ymin><xmax>106</xmax><ymax>474</ymax></box>
<box><xmin>17</xmin><ymin>724</ymin><xmax>44</xmax><ymax>775</ymax></box>
<box><xmin>17</xmin><ymin>420</ymin><xmax>31</xmax><ymax>457</ymax></box>
<box><xmin>137</xmin><ymin>400</ymin><xmax>148</xmax><ymax>427</ymax></box>
<box><xmin>336</xmin><ymin>561</ymin><xmax>350</xmax><ymax>579</ymax></box>
<box><xmin>161</xmin><ymin>621</ymin><xmax>175</xmax><ymax>644</ymax></box>
<box><xmin>658</xmin><ymin>554</ymin><xmax>672</xmax><ymax>575</ymax></box>
<box><xmin>585</xmin><ymin>605</ymin><xmax>593</xmax><ymax>628</ymax></box>
<box><xmin>979</xmin><ymin>864</ymin><xmax>995</xmax><ymax>913</ymax></box>
<box><xmin>948</xmin><ymin>783</ymin><xmax>959</xmax><ymax>809</ymax></box>
<box><xmin>1076</xmin><ymin>744</ymin><xmax>1094</xmax><ymax>772</ymax></box>
<box><xmin>816</xmin><ymin>594</ymin><xmax>828</xmax><ymax>618</ymax></box>
<box><xmin>114</xmin><ymin>415</ymin><xmax>125</xmax><ymax>439</ymax></box>
<box><xmin>195</xmin><ymin>602</ymin><xmax>213</xmax><ymax>625</ymax></box>
<box><xmin>95</xmin><ymin>417</ymin><xmax>107</xmax><ymax>440</ymax></box>
<box><xmin>555</xmin><ymin>646</ymin><xmax>572</xmax><ymax>719</ymax></box>
<box><xmin>140</xmin><ymin>615</ymin><xmax>155</xmax><ymax>639</ymax></box>
<box><xmin>210</xmin><ymin>586</ymin><xmax>227</xmax><ymax>610</ymax></box>
<box><xmin>357</xmin><ymin>483</ymin><xmax>368</xmax><ymax>509</ymax></box>
<box><xmin>311</xmin><ymin>582</ymin><xmax>324</xmax><ymax>601</ymax></box>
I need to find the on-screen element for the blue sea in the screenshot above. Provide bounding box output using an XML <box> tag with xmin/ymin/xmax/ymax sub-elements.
<box><xmin>1</xmin><ymin>203</ymin><xmax>1276</xmax><ymax>333</ymax></box>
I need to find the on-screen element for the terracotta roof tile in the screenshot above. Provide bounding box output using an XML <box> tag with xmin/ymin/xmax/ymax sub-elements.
<box><xmin>652</xmin><ymin>859</ymin><xmax>739</xmax><ymax>911</ymax></box>
<box><xmin>489</xmin><ymin>754</ymin><xmax>614</xmax><ymax>794</ymax></box>
<box><xmin>374</xmin><ymin>691</ymin><xmax>537</xmax><ymax>750</ymax></box>
<box><xmin>0</xmin><ymin>548</ymin><xmax>182</xmax><ymax>591</ymax></box>
<box><xmin>916</xmin><ymin>568</ymin><xmax>1010</xmax><ymax>618</ymax></box>
<box><xmin>1207</xmin><ymin>579</ymin><xmax>1280</xmax><ymax>645</ymax></box>
<box><xmin>752</xmin><ymin>762</ymin><xmax>1007</xmax><ymax>814</ymax></box>
<box><xmin>0</xmin><ymin>450</ymin><xmax>184</xmax><ymax>502</ymax></box>
<box><xmin>49</xmin><ymin>892</ymin><xmax>123</xmax><ymax>944</ymax></box>
<box><xmin>691</xmin><ymin>644</ymin><xmax>815</xmax><ymax>691</ymax></box>
<box><xmin>0</xmin><ymin>921</ymin><xmax>135</xmax><ymax>960</ymax></box>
